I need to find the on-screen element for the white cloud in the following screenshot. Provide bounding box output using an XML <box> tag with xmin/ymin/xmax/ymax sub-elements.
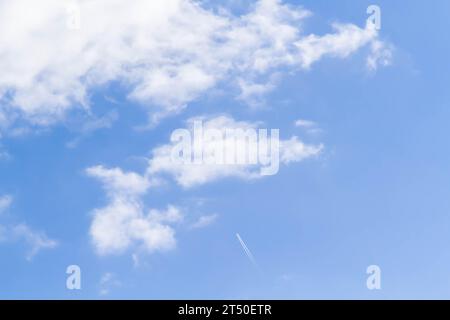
<box><xmin>99</xmin><ymin>272</ymin><xmax>121</xmax><ymax>296</ymax></box>
<box><xmin>237</xmin><ymin>76</ymin><xmax>278</xmax><ymax>107</ymax></box>
<box><xmin>295</xmin><ymin>119</ymin><xmax>322</xmax><ymax>135</ymax></box>
<box><xmin>148</xmin><ymin>206</ymin><xmax>184</xmax><ymax>224</ymax></box>
<box><xmin>280</xmin><ymin>136</ymin><xmax>323</xmax><ymax>164</ymax></box>
<box><xmin>86</xmin><ymin>165</ymin><xmax>150</xmax><ymax>197</ymax></box>
<box><xmin>0</xmin><ymin>195</ymin><xmax>58</xmax><ymax>260</ymax></box>
<box><xmin>66</xmin><ymin>110</ymin><xmax>119</xmax><ymax>148</ymax></box>
<box><xmin>89</xmin><ymin>199</ymin><xmax>182</xmax><ymax>256</ymax></box>
<box><xmin>367</xmin><ymin>39</ymin><xmax>393</xmax><ymax>71</ymax></box>
<box><xmin>12</xmin><ymin>224</ymin><xmax>58</xmax><ymax>261</ymax></box>
<box><xmin>295</xmin><ymin>119</ymin><xmax>316</xmax><ymax>128</ymax></box>
<box><xmin>86</xmin><ymin>166</ymin><xmax>182</xmax><ymax>255</ymax></box>
<box><xmin>148</xmin><ymin>115</ymin><xmax>323</xmax><ymax>187</ymax></box>
<box><xmin>296</xmin><ymin>23</ymin><xmax>379</xmax><ymax>69</ymax></box>
<box><xmin>0</xmin><ymin>0</ymin><xmax>391</xmax><ymax>127</ymax></box>
<box><xmin>190</xmin><ymin>214</ymin><xmax>219</xmax><ymax>229</ymax></box>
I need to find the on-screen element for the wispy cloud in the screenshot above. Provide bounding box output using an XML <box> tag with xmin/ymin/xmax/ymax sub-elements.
<box><xmin>12</xmin><ymin>224</ymin><xmax>58</xmax><ymax>261</ymax></box>
<box><xmin>86</xmin><ymin>166</ymin><xmax>183</xmax><ymax>256</ymax></box>
<box><xmin>0</xmin><ymin>195</ymin><xmax>12</xmax><ymax>214</ymax></box>
<box><xmin>99</xmin><ymin>272</ymin><xmax>121</xmax><ymax>296</ymax></box>
<box><xmin>66</xmin><ymin>110</ymin><xmax>119</xmax><ymax>148</ymax></box>
<box><xmin>190</xmin><ymin>214</ymin><xmax>219</xmax><ymax>229</ymax></box>
<box><xmin>0</xmin><ymin>195</ymin><xmax>58</xmax><ymax>260</ymax></box>
<box><xmin>295</xmin><ymin>119</ymin><xmax>323</xmax><ymax>135</ymax></box>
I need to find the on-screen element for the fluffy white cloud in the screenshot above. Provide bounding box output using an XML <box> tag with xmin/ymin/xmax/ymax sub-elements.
<box><xmin>296</xmin><ymin>23</ymin><xmax>377</xmax><ymax>69</ymax></box>
<box><xmin>86</xmin><ymin>165</ymin><xmax>150</xmax><ymax>197</ymax></box>
<box><xmin>86</xmin><ymin>166</ymin><xmax>182</xmax><ymax>255</ymax></box>
<box><xmin>0</xmin><ymin>0</ymin><xmax>391</xmax><ymax>127</ymax></box>
<box><xmin>148</xmin><ymin>115</ymin><xmax>323</xmax><ymax>187</ymax></box>
<box><xmin>90</xmin><ymin>199</ymin><xmax>182</xmax><ymax>255</ymax></box>
<box><xmin>280</xmin><ymin>136</ymin><xmax>323</xmax><ymax>164</ymax></box>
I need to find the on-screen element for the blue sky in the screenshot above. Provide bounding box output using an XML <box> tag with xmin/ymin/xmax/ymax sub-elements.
<box><xmin>0</xmin><ymin>0</ymin><xmax>450</xmax><ymax>299</ymax></box>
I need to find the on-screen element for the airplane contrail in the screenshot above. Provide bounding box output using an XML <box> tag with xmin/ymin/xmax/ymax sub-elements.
<box><xmin>236</xmin><ymin>233</ymin><xmax>258</xmax><ymax>268</ymax></box>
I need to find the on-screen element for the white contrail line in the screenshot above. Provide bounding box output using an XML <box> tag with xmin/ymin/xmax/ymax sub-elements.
<box><xmin>236</xmin><ymin>233</ymin><xmax>258</xmax><ymax>267</ymax></box>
